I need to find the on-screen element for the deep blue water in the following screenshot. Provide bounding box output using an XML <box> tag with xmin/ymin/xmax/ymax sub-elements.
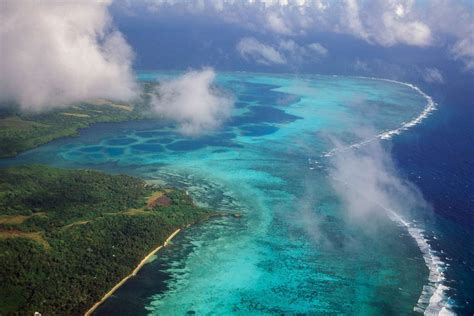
<box><xmin>392</xmin><ymin>81</ymin><xmax>474</xmax><ymax>315</ymax></box>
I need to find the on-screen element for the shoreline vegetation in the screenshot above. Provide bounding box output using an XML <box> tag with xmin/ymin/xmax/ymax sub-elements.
<box><xmin>84</xmin><ymin>228</ymin><xmax>181</xmax><ymax>316</ymax></box>
<box><xmin>0</xmin><ymin>165</ymin><xmax>231</xmax><ymax>315</ymax></box>
<box><xmin>85</xmin><ymin>209</ymin><xmax>242</xmax><ymax>316</ymax></box>
<box><xmin>0</xmin><ymin>100</ymin><xmax>140</xmax><ymax>158</ymax></box>
<box><xmin>0</xmin><ymin>84</ymin><xmax>155</xmax><ymax>158</ymax></box>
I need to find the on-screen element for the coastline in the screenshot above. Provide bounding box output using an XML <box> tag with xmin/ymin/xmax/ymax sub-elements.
<box><xmin>84</xmin><ymin>228</ymin><xmax>182</xmax><ymax>316</ymax></box>
<box><xmin>324</xmin><ymin>78</ymin><xmax>451</xmax><ymax>313</ymax></box>
<box><xmin>323</xmin><ymin>76</ymin><xmax>437</xmax><ymax>158</ymax></box>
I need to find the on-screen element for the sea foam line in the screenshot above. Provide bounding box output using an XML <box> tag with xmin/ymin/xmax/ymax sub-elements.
<box><xmin>347</xmin><ymin>78</ymin><xmax>453</xmax><ymax>315</ymax></box>
<box><xmin>323</xmin><ymin>77</ymin><xmax>437</xmax><ymax>157</ymax></box>
<box><xmin>322</xmin><ymin>77</ymin><xmax>452</xmax><ymax>314</ymax></box>
<box><xmin>332</xmin><ymin>174</ymin><xmax>452</xmax><ymax>315</ymax></box>
<box><xmin>386</xmin><ymin>211</ymin><xmax>453</xmax><ymax>316</ymax></box>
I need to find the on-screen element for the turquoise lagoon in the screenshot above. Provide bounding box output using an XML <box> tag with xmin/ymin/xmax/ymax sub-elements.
<box><xmin>2</xmin><ymin>73</ymin><xmax>436</xmax><ymax>314</ymax></box>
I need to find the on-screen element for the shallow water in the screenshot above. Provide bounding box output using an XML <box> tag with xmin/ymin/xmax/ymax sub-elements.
<box><xmin>2</xmin><ymin>73</ymin><xmax>437</xmax><ymax>314</ymax></box>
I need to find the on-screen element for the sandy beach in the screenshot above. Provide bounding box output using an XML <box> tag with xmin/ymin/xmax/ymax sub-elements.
<box><xmin>84</xmin><ymin>228</ymin><xmax>181</xmax><ymax>316</ymax></box>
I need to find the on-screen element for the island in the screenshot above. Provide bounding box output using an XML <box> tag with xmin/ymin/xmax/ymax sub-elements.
<box><xmin>0</xmin><ymin>83</ymin><xmax>155</xmax><ymax>158</ymax></box>
<box><xmin>0</xmin><ymin>165</ymin><xmax>214</xmax><ymax>315</ymax></box>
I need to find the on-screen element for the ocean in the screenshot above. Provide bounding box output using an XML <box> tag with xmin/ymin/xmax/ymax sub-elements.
<box><xmin>2</xmin><ymin>72</ymin><xmax>472</xmax><ymax>315</ymax></box>
<box><xmin>391</xmin><ymin>79</ymin><xmax>474</xmax><ymax>315</ymax></box>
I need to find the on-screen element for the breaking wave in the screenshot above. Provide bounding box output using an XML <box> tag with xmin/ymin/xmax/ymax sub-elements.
<box><xmin>387</xmin><ymin>212</ymin><xmax>453</xmax><ymax>315</ymax></box>
<box><xmin>325</xmin><ymin>77</ymin><xmax>452</xmax><ymax>315</ymax></box>
<box><xmin>323</xmin><ymin>77</ymin><xmax>437</xmax><ymax>158</ymax></box>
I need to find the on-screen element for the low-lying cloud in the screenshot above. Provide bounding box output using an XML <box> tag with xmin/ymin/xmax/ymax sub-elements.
<box><xmin>422</xmin><ymin>68</ymin><xmax>445</xmax><ymax>84</ymax></box>
<box><xmin>307</xmin><ymin>43</ymin><xmax>328</xmax><ymax>56</ymax></box>
<box><xmin>328</xmin><ymin>137</ymin><xmax>428</xmax><ymax>224</ymax></box>
<box><xmin>236</xmin><ymin>37</ymin><xmax>328</xmax><ymax>66</ymax></box>
<box><xmin>0</xmin><ymin>0</ymin><xmax>137</xmax><ymax>111</ymax></box>
<box><xmin>326</xmin><ymin>136</ymin><xmax>452</xmax><ymax>313</ymax></box>
<box><xmin>450</xmin><ymin>38</ymin><xmax>474</xmax><ymax>72</ymax></box>
<box><xmin>236</xmin><ymin>37</ymin><xmax>286</xmax><ymax>65</ymax></box>
<box><xmin>151</xmin><ymin>69</ymin><xmax>233</xmax><ymax>135</ymax></box>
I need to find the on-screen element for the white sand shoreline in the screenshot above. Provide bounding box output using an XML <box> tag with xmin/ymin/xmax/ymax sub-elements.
<box><xmin>84</xmin><ymin>228</ymin><xmax>181</xmax><ymax>316</ymax></box>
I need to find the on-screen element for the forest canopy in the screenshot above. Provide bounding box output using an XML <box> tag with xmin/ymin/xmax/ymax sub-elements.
<box><xmin>0</xmin><ymin>165</ymin><xmax>213</xmax><ymax>315</ymax></box>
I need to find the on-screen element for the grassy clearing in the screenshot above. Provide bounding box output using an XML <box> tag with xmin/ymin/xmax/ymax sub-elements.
<box><xmin>61</xmin><ymin>112</ymin><xmax>90</xmax><ymax>118</ymax></box>
<box><xmin>0</xmin><ymin>213</ymin><xmax>46</xmax><ymax>225</ymax></box>
<box><xmin>0</xmin><ymin>230</ymin><xmax>50</xmax><ymax>250</ymax></box>
<box><xmin>0</xmin><ymin>116</ymin><xmax>48</xmax><ymax>130</ymax></box>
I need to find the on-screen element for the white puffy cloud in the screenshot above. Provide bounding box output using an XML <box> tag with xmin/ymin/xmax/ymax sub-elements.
<box><xmin>450</xmin><ymin>37</ymin><xmax>474</xmax><ymax>71</ymax></box>
<box><xmin>278</xmin><ymin>40</ymin><xmax>306</xmax><ymax>61</ymax></box>
<box><xmin>236</xmin><ymin>37</ymin><xmax>286</xmax><ymax>65</ymax></box>
<box><xmin>143</xmin><ymin>0</ymin><xmax>474</xmax><ymax>71</ymax></box>
<box><xmin>146</xmin><ymin>0</ymin><xmax>432</xmax><ymax>47</ymax></box>
<box><xmin>237</xmin><ymin>37</ymin><xmax>328</xmax><ymax>66</ymax></box>
<box><xmin>352</xmin><ymin>59</ymin><xmax>407</xmax><ymax>79</ymax></box>
<box><xmin>151</xmin><ymin>69</ymin><xmax>233</xmax><ymax>135</ymax></box>
<box><xmin>329</xmin><ymin>137</ymin><xmax>427</xmax><ymax>223</ymax></box>
<box><xmin>333</xmin><ymin>0</ymin><xmax>432</xmax><ymax>47</ymax></box>
<box><xmin>422</xmin><ymin>68</ymin><xmax>445</xmax><ymax>84</ymax></box>
<box><xmin>342</xmin><ymin>0</ymin><xmax>369</xmax><ymax>41</ymax></box>
<box><xmin>422</xmin><ymin>0</ymin><xmax>474</xmax><ymax>70</ymax></box>
<box><xmin>361</xmin><ymin>0</ymin><xmax>432</xmax><ymax>47</ymax></box>
<box><xmin>0</xmin><ymin>0</ymin><xmax>137</xmax><ymax>111</ymax></box>
<box><xmin>265</xmin><ymin>12</ymin><xmax>293</xmax><ymax>35</ymax></box>
<box><xmin>379</xmin><ymin>14</ymin><xmax>431</xmax><ymax>47</ymax></box>
<box><xmin>307</xmin><ymin>43</ymin><xmax>328</xmax><ymax>56</ymax></box>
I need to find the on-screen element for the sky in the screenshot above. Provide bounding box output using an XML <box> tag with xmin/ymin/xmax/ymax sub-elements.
<box><xmin>0</xmin><ymin>0</ymin><xmax>473</xmax><ymax>109</ymax></box>
<box><xmin>110</xmin><ymin>1</ymin><xmax>473</xmax><ymax>74</ymax></box>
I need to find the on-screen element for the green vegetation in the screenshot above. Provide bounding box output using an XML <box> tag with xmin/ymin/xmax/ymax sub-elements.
<box><xmin>0</xmin><ymin>101</ymin><xmax>141</xmax><ymax>158</ymax></box>
<box><xmin>0</xmin><ymin>82</ymin><xmax>156</xmax><ymax>158</ymax></box>
<box><xmin>0</xmin><ymin>165</ymin><xmax>213</xmax><ymax>315</ymax></box>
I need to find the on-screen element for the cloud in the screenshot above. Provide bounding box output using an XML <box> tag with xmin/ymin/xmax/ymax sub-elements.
<box><xmin>307</xmin><ymin>43</ymin><xmax>328</xmax><ymax>56</ymax></box>
<box><xmin>237</xmin><ymin>37</ymin><xmax>328</xmax><ymax>66</ymax></box>
<box><xmin>145</xmin><ymin>0</ymin><xmax>433</xmax><ymax>47</ymax></box>
<box><xmin>423</xmin><ymin>0</ymin><xmax>474</xmax><ymax>71</ymax></box>
<box><xmin>265</xmin><ymin>12</ymin><xmax>292</xmax><ymax>35</ymax></box>
<box><xmin>280</xmin><ymin>40</ymin><xmax>328</xmax><ymax>57</ymax></box>
<box><xmin>450</xmin><ymin>38</ymin><xmax>474</xmax><ymax>72</ymax></box>
<box><xmin>353</xmin><ymin>59</ymin><xmax>371</xmax><ymax>72</ymax></box>
<box><xmin>325</xmin><ymin>136</ymin><xmax>457</xmax><ymax>314</ymax></box>
<box><xmin>328</xmin><ymin>136</ymin><xmax>428</xmax><ymax>224</ymax></box>
<box><xmin>379</xmin><ymin>14</ymin><xmax>432</xmax><ymax>47</ymax></box>
<box><xmin>343</xmin><ymin>0</ymin><xmax>369</xmax><ymax>41</ymax></box>
<box><xmin>150</xmin><ymin>69</ymin><xmax>233</xmax><ymax>135</ymax></box>
<box><xmin>236</xmin><ymin>37</ymin><xmax>286</xmax><ymax>65</ymax></box>
<box><xmin>422</xmin><ymin>68</ymin><xmax>445</xmax><ymax>84</ymax></box>
<box><xmin>142</xmin><ymin>0</ymin><xmax>474</xmax><ymax>71</ymax></box>
<box><xmin>352</xmin><ymin>59</ymin><xmax>407</xmax><ymax>79</ymax></box>
<box><xmin>278</xmin><ymin>40</ymin><xmax>308</xmax><ymax>65</ymax></box>
<box><xmin>340</xmin><ymin>0</ymin><xmax>434</xmax><ymax>47</ymax></box>
<box><xmin>0</xmin><ymin>0</ymin><xmax>137</xmax><ymax>111</ymax></box>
